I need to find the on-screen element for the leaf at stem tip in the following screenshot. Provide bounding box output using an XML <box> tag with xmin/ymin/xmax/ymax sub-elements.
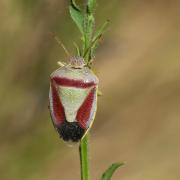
<box><xmin>70</xmin><ymin>0</ymin><xmax>81</xmax><ymax>11</ymax></box>
<box><xmin>101</xmin><ymin>162</ymin><xmax>125</xmax><ymax>180</ymax></box>
<box><xmin>88</xmin><ymin>0</ymin><xmax>96</xmax><ymax>13</ymax></box>
<box><xmin>69</xmin><ymin>5</ymin><xmax>84</xmax><ymax>34</ymax></box>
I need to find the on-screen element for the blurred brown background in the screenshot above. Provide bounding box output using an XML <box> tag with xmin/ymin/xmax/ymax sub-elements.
<box><xmin>1</xmin><ymin>0</ymin><xmax>180</xmax><ymax>179</ymax></box>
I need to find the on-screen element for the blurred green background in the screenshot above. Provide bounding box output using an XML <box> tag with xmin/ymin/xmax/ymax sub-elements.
<box><xmin>1</xmin><ymin>0</ymin><xmax>180</xmax><ymax>179</ymax></box>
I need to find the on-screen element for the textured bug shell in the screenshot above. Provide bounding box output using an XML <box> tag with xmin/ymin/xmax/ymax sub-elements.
<box><xmin>49</xmin><ymin>64</ymin><xmax>98</xmax><ymax>142</ymax></box>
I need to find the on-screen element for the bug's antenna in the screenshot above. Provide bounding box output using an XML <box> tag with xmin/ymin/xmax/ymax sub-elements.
<box><xmin>50</xmin><ymin>32</ymin><xmax>71</xmax><ymax>58</ymax></box>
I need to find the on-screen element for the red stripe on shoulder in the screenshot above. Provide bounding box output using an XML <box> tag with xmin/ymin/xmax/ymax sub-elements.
<box><xmin>76</xmin><ymin>87</ymin><xmax>95</xmax><ymax>129</ymax></box>
<box><xmin>51</xmin><ymin>80</ymin><xmax>65</xmax><ymax>125</ymax></box>
<box><xmin>52</xmin><ymin>77</ymin><xmax>96</xmax><ymax>88</ymax></box>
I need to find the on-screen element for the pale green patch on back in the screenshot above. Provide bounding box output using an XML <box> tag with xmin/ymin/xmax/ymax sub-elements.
<box><xmin>58</xmin><ymin>86</ymin><xmax>91</xmax><ymax>122</ymax></box>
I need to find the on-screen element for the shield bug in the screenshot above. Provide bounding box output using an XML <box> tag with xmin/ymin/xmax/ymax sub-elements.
<box><xmin>49</xmin><ymin>57</ymin><xmax>98</xmax><ymax>142</ymax></box>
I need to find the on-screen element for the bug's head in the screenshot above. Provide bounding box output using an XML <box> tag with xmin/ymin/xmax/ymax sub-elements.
<box><xmin>69</xmin><ymin>57</ymin><xmax>85</xmax><ymax>69</ymax></box>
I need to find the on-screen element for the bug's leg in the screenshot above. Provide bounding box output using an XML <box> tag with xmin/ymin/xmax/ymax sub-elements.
<box><xmin>57</xmin><ymin>61</ymin><xmax>67</xmax><ymax>67</ymax></box>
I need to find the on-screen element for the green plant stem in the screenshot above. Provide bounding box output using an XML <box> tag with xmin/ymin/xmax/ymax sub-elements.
<box><xmin>79</xmin><ymin>135</ymin><xmax>90</xmax><ymax>180</ymax></box>
<box><xmin>69</xmin><ymin>0</ymin><xmax>121</xmax><ymax>179</ymax></box>
<box><xmin>79</xmin><ymin>1</ymin><xmax>95</xmax><ymax>180</ymax></box>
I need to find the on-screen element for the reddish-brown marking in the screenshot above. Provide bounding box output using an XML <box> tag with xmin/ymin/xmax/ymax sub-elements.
<box><xmin>52</xmin><ymin>77</ymin><xmax>96</xmax><ymax>88</ymax></box>
<box><xmin>76</xmin><ymin>87</ymin><xmax>95</xmax><ymax>129</ymax></box>
<box><xmin>51</xmin><ymin>80</ymin><xmax>65</xmax><ymax>125</ymax></box>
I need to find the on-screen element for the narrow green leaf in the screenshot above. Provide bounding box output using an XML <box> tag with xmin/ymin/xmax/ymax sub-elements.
<box><xmin>88</xmin><ymin>0</ymin><xmax>96</xmax><ymax>13</ymax></box>
<box><xmin>70</xmin><ymin>0</ymin><xmax>81</xmax><ymax>11</ymax></box>
<box><xmin>93</xmin><ymin>20</ymin><xmax>110</xmax><ymax>42</ymax></box>
<box><xmin>89</xmin><ymin>20</ymin><xmax>109</xmax><ymax>59</ymax></box>
<box><xmin>83</xmin><ymin>31</ymin><xmax>101</xmax><ymax>59</ymax></box>
<box><xmin>73</xmin><ymin>42</ymin><xmax>81</xmax><ymax>56</ymax></box>
<box><xmin>69</xmin><ymin>5</ymin><xmax>84</xmax><ymax>34</ymax></box>
<box><xmin>101</xmin><ymin>162</ymin><xmax>124</xmax><ymax>180</ymax></box>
